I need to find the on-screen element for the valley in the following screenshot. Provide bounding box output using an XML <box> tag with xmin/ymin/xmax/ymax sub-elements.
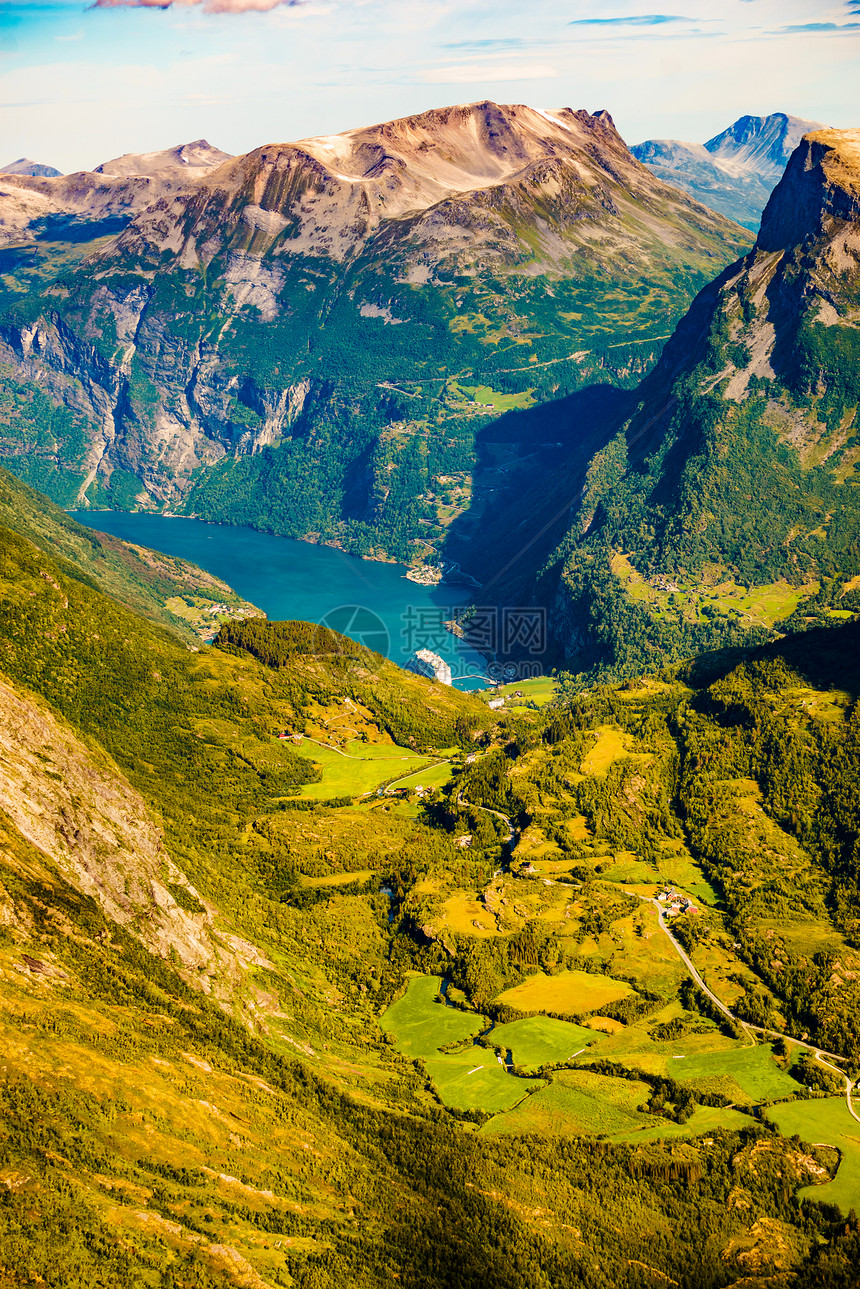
<box><xmin>1</xmin><ymin>78</ymin><xmax>859</xmax><ymax>1289</ymax></box>
<box><xmin>2</xmin><ymin>480</ymin><xmax>860</xmax><ymax>1287</ymax></box>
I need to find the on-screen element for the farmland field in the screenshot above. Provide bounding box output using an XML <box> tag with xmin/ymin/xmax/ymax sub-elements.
<box><xmin>482</xmin><ymin>1077</ymin><xmax>642</xmax><ymax>1136</ymax></box>
<box><xmin>608</xmin><ymin>1104</ymin><xmax>756</xmax><ymax>1144</ymax></box>
<box><xmin>674</xmin><ymin>1044</ymin><xmax>800</xmax><ymax>1103</ymax></box>
<box><xmin>767</xmin><ymin>1098</ymin><xmax>860</xmax><ymax>1215</ymax></box>
<box><xmin>292</xmin><ymin>738</ymin><xmax>430</xmax><ymax>799</ymax></box>
<box><xmin>424</xmin><ymin>1058</ymin><xmax>542</xmax><ymax>1112</ymax></box>
<box><xmin>495</xmin><ymin>969</ymin><xmax>634</xmax><ymax>1015</ymax></box>
<box><xmin>490</xmin><ymin>1016</ymin><xmax>604</xmax><ymax>1070</ymax></box>
<box><xmin>379</xmin><ymin>975</ymin><xmax>542</xmax><ymax>1111</ymax></box>
<box><xmin>387</xmin><ymin>761</ymin><xmax>453</xmax><ymax>790</ymax></box>
<box><xmin>379</xmin><ymin>974</ymin><xmax>484</xmax><ymax>1057</ymax></box>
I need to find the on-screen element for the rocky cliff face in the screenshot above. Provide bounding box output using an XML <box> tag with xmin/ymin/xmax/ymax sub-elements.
<box><xmin>0</xmin><ymin>675</ymin><xmax>272</xmax><ymax>1011</ymax></box>
<box><xmin>0</xmin><ymin>101</ymin><xmax>750</xmax><ymax>563</ymax></box>
<box><xmin>526</xmin><ymin>127</ymin><xmax>860</xmax><ymax>675</ymax></box>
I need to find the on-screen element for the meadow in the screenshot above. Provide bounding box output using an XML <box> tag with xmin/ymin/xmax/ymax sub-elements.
<box><xmin>291</xmin><ymin>738</ymin><xmax>433</xmax><ymax>799</ymax></box>
<box><xmin>489</xmin><ymin>1016</ymin><xmax>604</xmax><ymax>1070</ymax></box>
<box><xmin>380</xmin><ymin>976</ymin><xmax>543</xmax><ymax>1111</ymax></box>
<box><xmin>767</xmin><ymin>1098</ymin><xmax>860</xmax><ymax>1215</ymax></box>
<box><xmin>494</xmin><ymin>969</ymin><xmax>634</xmax><ymax>1015</ymax></box>
<box><xmin>673</xmin><ymin>1044</ymin><xmax>800</xmax><ymax>1104</ymax></box>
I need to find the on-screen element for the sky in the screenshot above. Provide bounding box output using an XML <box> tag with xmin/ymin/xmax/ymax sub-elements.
<box><xmin>0</xmin><ymin>0</ymin><xmax>858</xmax><ymax>172</ymax></box>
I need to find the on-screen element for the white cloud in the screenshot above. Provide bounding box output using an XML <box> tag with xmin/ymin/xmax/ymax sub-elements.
<box><xmin>420</xmin><ymin>62</ymin><xmax>559</xmax><ymax>83</ymax></box>
<box><xmin>94</xmin><ymin>0</ymin><xmax>306</xmax><ymax>11</ymax></box>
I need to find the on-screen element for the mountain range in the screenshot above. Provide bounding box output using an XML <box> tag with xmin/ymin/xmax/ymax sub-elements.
<box><xmin>0</xmin><ymin>101</ymin><xmax>750</xmax><ymax>562</ymax></box>
<box><xmin>632</xmin><ymin>112</ymin><xmax>823</xmax><ymax>229</ymax></box>
<box><xmin>2</xmin><ymin>99</ymin><xmax>860</xmax><ymax>1288</ymax></box>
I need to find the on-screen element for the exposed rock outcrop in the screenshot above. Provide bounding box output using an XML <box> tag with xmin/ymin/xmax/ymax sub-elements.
<box><xmin>0</xmin><ymin>674</ymin><xmax>271</xmax><ymax>1009</ymax></box>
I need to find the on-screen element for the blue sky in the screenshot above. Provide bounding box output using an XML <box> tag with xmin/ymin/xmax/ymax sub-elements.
<box><xmin>1</xmin><ymin>0</ymin><xmax>857</xmax><ymax>171</ymax></box>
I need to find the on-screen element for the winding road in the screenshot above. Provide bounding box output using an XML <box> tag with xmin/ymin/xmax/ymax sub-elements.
<box><xmin>630</xmin><ymin>892</ymin><xmax>860</xmax><ymax>1126</ymax></box>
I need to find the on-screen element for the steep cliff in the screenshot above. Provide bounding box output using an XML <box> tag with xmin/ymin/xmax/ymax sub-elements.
<box><xmin>529</xmin><ymin>127</ymin><xmax>860</xmax><ymax>676</ymax></box>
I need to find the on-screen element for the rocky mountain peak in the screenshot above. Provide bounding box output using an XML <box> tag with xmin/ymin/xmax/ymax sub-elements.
<box><xmin>704</xmin><ymin>112</ymin><xmax>824</xmax><ymax>180</ymax></box>
<box><xmin>0</xmin><ymin>157</ymin><xmax>61</xmax><ymax>178</ymax></box>
<box><xmin>757</xmin><ymin>126</ymin><xmax>860</xmax><ymax>252</ymax></box>
<box><xmin>93</xmin><ymin>138</ymin><xmax>233</xmax><ymax>178</ymax></box>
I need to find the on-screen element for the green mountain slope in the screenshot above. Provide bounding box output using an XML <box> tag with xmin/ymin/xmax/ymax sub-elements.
<box><xmin>2</xmin><ymin>480</ymin><xmax>860</xmax><ymax>1283</ymax></box>
<box><xmin>0</xmin><ymin>465</ymin><xmax>260</xmax><ymax>643</ymax></box>
<box><xmin>0</xmin><ymin>102</ymin><xmax>750</xmax><ymax>564</ymax></box>
<box><xmin>503</xmin><ymin>126</ymin><xmax>860</xmax><ymax>678</ymax></box>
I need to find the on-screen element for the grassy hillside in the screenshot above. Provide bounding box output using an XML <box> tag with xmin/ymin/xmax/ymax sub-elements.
<box><xmin>0</xmin><ymin>466</ymin><xmax>260</xmax><ymax>643</ymax></box>
<box><xmin>2</xmin><ymin>492</ymin><xmax>860</xmax><ymax>1283</ymax></box>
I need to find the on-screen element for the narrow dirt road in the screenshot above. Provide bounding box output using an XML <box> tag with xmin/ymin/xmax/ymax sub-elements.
<box><xmin>629</xmin><ymin>892</ymin><xmax>859</xmax><ymax>1124</ymax></box>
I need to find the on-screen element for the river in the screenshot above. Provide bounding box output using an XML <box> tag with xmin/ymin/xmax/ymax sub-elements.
<box><xmin>68</xmin><ymin>511</ymin><xmax>492</xmax><ymax>689</ymax></box>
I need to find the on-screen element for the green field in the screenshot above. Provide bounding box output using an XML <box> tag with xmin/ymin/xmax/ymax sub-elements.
<box><xmin>387</xmin><ymin>762</ymin><xmax>453</xmax><ymax>791</ymax></box>
<box><xmin>490</xmin><ymin>1016</ymin><xmax>605</xmax><ymax>1071</ymax></box>
<box><xmin>483</xmin><ymin>1076</ymin><xmax>642</xmax><ymax>1136</ymax></box>
<box><xmin>380</xmin><ymin>975</ymin><xmax>542</xmax><ymax>1111</ymax></box>
<box><xmin>608</xmin><ymin>1104</ymin><xmax>757</xmax><ymax>1144</ymax></box>
<box><xmin>457</xmin><ymin>383</ymin><xmax>534</xmax><ymax>412</ymax></box>
<box><xmin>767</xmin><ymin>1098</ymin><xmax>860</xmax><ymax>1215</ymax></box>
<box><xmin>424</xmin><ymin>1057</ymin><xmax>542</xmax><ymax>1113</ymax></box>
<box><xmin>495</xmin><ymin>969</ymin><xmax>633</xmax><ymax>1015</ymax></box>
<box><xmin>292</xmin><ymin>738</ymin><xmax>431</xmax><ymax>799</ymax></box>
<box><xmin>483</xmin><ymin>1061</ymin><xmax>757</xmax><ymax>1141</ymax></box>
<box><xmin>674</xmin><ymin>1044</ymin><xmax>800</xmax><ymax>1103</ymax></box>
<box><xmin>379</xmin><ymin>975</ymin><xmax>485</xmax><ymax>1057</ymax></box>
<box><xmin>484</xmin><ymin>676</ymin><xmax>558</xmax><ymax>708</ymax></box>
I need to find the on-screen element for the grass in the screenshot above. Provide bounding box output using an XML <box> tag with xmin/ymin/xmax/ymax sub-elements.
<box><xmin>424</xmin><ymin>1058</ymin><xmax>542</xmax><ymax>1113</ymax></box>
<box><xmin>489</xmin><ymin>1016</ymin><xmax>605</xmax><ymax>1070</ymax></box>
<box><xmin>456</xmin><ymin>384</ymin><xmax>534</xmax><ymax>412</ymax></box>
<box><xmin>440</xmin><ymin>892</ymin><xmax>500</xmax><ymax>937</ymax></box>
<box><xmin>767</xmin><ymin>1098</ymin><xmax>860</xmax><ymax>1215</ymax></box>
<box><xmin>579</xmin><ymin>726</ymin><xmax>650</xmax><ymax>777</ymax></box>
<box><xmin>379</xmin><ymin>976</ymin><xmax>542</xmax><ymax>1111</ymax></box>
<box><xmin>482</xmin><ymin>1076</ymin><xmax>642</xmax><ymax>1137</ymax></box>
<box><xmin>387</xmin><ymin>762</ymin><xmax>453</xmax><ymax>790</ymax></box>
<box><xmin>494</xmin><ymin>969</ymin><xmax>634</xmax><ymax>1015</ymax></box>
<box><xmin>672</xmin><ymin>1044</ymin><xmax>800</xmax><ymax>1103</ymax></box>
<box><xmin>379</xmin><ymin>975</ymin><xmax>484</xmax><ymax>1059</ymax></box>
<box><xmin>291</xmin><ymin>738</ymin><xmax>429</xmax><ymax>799</ymax></box>
<box><xmin>482</xmin><ymin>677</ymin><xmax>558</xmax><ymax>708</ymax></box>
<box><xmin>608</xmin><ymin>1105</ymin><xmax>757</xmax><ymax>1144</ymax></box>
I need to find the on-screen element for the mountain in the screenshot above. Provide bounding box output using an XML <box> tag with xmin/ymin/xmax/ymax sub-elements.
<box><xmin>0</xmin><ymin>158</ymin><xmax>61</xmax><ymax>178</ymax></box>
<box><xmin>0</xmin><ymin>465</ymin><xmax>260</xmax><ymax>642</ymax></box>
<box><xmin>0</xmin><ymin>101</ymin><xmax>751</xmax><ymax>563</ymax></box>
<box><xmin>705</xmin><ymin>112</ymin><xmax>823</xmax><ymax>179</ymax></box>
<box><xmin>508</xmin><ymin>126</ymin><xmax>860</xmax><ymax>678</ymax></box>
<box><xmin>632</xmin><ymin>112</ymin><xmax>823</xmax><ymax>229</ymax></box>
<box><xmin>0</xmin><ymin>138</ymin><xmax>230</xmax><ymax>251</ymax></box>
<box><xmin>93</xmin><ymin>137</ymin><xmax>233</xmax><ymax>178</ymax></box>
<box><xmin>2</xmin><ymin>470</ymin><xmax>860</xmax><ymax>1284</ymax></box>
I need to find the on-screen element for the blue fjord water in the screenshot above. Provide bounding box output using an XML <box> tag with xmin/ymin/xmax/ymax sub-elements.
<box><xmin>68</xmin><ymin>512</ymin><xmax>490</xmax><ymax>689</ymax></box>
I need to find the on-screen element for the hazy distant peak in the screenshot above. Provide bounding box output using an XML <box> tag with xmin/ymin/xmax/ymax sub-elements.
<box><xmin>94</xmin><ymin>139</ymin><xmax>233</xmax><ymax>179</ymax></box>
<box><xmin>704</xmin><ymin>112</ymin><xmax>824</xmax><ymax>180</ymax></box>
<box><xmin>0</xmin><ymin>158</ymin><xmax>61</xmax><ymax>178</ymax></box>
